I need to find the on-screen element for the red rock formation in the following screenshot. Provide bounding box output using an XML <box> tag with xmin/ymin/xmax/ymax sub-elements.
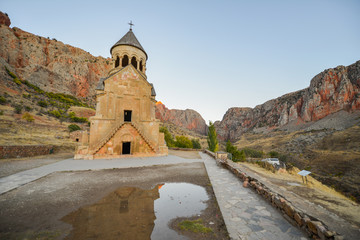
<box><xmin>0</xmin><ymin>23</ymin><xmax>111</xmax><ymax>106</ymax></box>
<box><xmin>215</xmin><ymin>61</ymin><xmax>360</xmax><ymax>141</ymax></box>
<box><xmin>155</xmin><ymin>102</ymin><xmax>207</xmax><ymax>135</ymax></box>
<box><xmin>0</xmin><ymin>11</ymin><xmax>10</xmax><ymax>27</ymax></box>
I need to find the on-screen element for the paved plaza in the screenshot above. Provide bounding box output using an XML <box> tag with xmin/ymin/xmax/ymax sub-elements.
<box><xmin>0</xmin><ymin>152</ymin><xmax>308</xmax><ymax>240</ymax></box>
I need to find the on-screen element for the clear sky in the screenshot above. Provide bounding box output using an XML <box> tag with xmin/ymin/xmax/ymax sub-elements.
<box><xmin>1</xmin><ymin>0</ymin><xmax>360</xmax><ymax>122</ymax></box>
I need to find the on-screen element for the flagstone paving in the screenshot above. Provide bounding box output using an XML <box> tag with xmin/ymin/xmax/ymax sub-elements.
<box><xmin>200</xmin><ymin>152</ymin><xmax>308</xmax><ymax>240</ymax></box>
<box><xmin>0</xmin><ymin>152</ymin><xmax>308</xmax><ymax>239</ymax></box>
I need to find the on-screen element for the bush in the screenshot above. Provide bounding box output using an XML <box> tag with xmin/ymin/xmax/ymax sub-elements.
<box><xmin>49</xmin><ymin>109</ymin><xmax>62</xmax><ymax>119</ymax></box>
<box><xmin>0</xmin><ymin>96</ymin><xmax>6</xmax><ymax>105</ymax></box>
<box><xmin>37</xmin><ymin>100</ymin><xmax>48</xmax><ymax>108</ymax></box>
<box><xmin>22</xmin><ymin>112</ymin><xmax>34</xmax><ymax>122</ymax></box>
<box><xmin>226</xmin><ymin>141</ymin><xmax>245</xmax><ymax>162</ymax></box>
<box><xmin>242</xmin><ymin>147</ymin><xmax>264</xmax><ymax>158</ymax></box>
<box><xmin>13</xmin><ymin>104</ymin><xmax>22</xmax><ymax>114</ymax></box>
<box><xmin>24</xmin><ymin>106</ymin><xmax>32</xmax><ymax>112</ymax></box>
<box><xmin>191</xmin><ymin>139</ymin><xmax>201</xmax><ymax>149</ymax></box>
<box><xmin>5</xmin><ymin>67</ymin><xmax>22</xmax><ymax>85</ymax></box>
<box><xmin>68</xmin><ymin>124</ymin><xmax>81</xmax><ymax>132</ymax></box>
<box><xmin>269</xmin><ymin>151</ymin><xmax>279</xmax><ymax>158</ymax></box>
<box><xmin>71</xmin><ymin>115</ymin><xmax>88</xmax><ymax>123</ymax></box>
<box><xmin>159</xmin><ymin>126</ymin><xmax>175</xmax><ymax>147</ymax></box>
<box><xmin>175</xmin><ymin>135</ymin><xmax>193</xmax><ymax>149</ymax></box>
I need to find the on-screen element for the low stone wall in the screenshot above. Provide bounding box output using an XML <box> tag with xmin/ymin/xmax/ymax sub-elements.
<box><xmin>0</xmin><ymin>145</ymin><xmax>54</xmax><ymax>159</ymax></box>
<box><xmin>204</xmin><ymin>150</ymin><xmax>343</xmax><ymax>240</ymax></box>
<box><xmin>169</xmin><ymin>147</ymin><xmax>201</xmax><ymax>151</ymax></box>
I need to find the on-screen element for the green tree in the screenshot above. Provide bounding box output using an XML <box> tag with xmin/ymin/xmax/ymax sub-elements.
<box><xmin>207</xmin><ymin>121</ymin><xmax>218</xmax><ymax>152</ymax></box>
<box><xmin>226</xmin><ymin>140</ymin><xmax>245</xmax><ymax>162</ymax></box>
<box><xmin>68</xmin><ymin>124</ymin><xmax>81</xmax><ymax>132</ymax></box>
<box><xmin>175</xmin><ymin>135</ymin><xmax>193</xmax><ymax>148</ymax></box>
<box><xmin>191</xmin><ymin>138</ymin><xmax>201</xmax><ymax>149</ymax></box>
<box><xmin>159</xmin><ymin>126</ymin><xmax>175</xmax><ymax>147</ymax></box>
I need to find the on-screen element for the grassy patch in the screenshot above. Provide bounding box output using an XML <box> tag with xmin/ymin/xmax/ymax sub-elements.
<box><xmin>178</xmin><ymin>219</ymin><xmax>212</xmax><ymax>233</ymax></box>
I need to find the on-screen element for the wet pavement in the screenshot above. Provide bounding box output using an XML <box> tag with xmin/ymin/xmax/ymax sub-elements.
<box><xmin>0</xmin><ymin>152</ymin><xmax>308</xmax><ymax>239</ymax></box>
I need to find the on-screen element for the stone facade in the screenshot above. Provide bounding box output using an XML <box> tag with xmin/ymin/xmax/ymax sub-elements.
<box><xmin>75</xmin><ymin>29</ymin><xmax>167</xmax><ymax>159</ymax></box>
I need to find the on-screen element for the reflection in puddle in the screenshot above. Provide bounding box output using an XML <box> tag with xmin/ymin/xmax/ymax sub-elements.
<box><xmin>62</xmin><ymin>183</ymin><xmax>208</xmax><ymax>240</ymax></box>
<box><xmin>152</xmin><ymin>183</ymin><xmax>209</xmax><ymax>239</ymax></box>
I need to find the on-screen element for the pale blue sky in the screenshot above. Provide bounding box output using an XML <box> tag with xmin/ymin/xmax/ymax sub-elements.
<box><xmin>1</xmin><ymin>0</ymin><xmax>360</xmax><ymax>122</ymax></box>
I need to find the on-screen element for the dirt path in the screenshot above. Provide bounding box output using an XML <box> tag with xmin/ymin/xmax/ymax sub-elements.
<box><xmin>236</xmin><ymin>162</ymin><xmax>360</xmax><ymax>239</ymax></box>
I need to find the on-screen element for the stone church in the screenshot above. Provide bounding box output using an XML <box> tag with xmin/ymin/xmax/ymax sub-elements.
<box><xmin>75</xmin><ymin>27</ymin><xmax>168</xmax><ymax>159</ymax></box>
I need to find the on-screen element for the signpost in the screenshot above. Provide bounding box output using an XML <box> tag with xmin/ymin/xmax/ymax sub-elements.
<box><xmin>298</xmin><ymin>170</ymin><xmax>311</xmax><ymax>184</ymax></box>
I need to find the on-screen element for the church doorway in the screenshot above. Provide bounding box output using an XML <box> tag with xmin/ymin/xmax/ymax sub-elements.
<box><xmin>122</xmin><ymin>142</ymin><xmax>131</xmax><ymax>155</ymax></box>
<box><xmin>124</xmin><ymin>110</ymin><xmax>132</xmax><ymax>122</ymax></box>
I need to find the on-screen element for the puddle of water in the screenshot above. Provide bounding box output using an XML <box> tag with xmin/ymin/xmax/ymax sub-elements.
<box><xmin>151</xmin><ymin>183</ymin><xmax>209</xmax><ymax>240</ymax></box>
<box><xmin>62</xmin><ymin>182</ymin><xmax>209</xmax><ymax>240</ymax></box>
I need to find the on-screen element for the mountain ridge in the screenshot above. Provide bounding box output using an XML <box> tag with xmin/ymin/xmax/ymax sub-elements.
<box><xmin>215</xmin><ymin>61</ymin><xmax>360</xmax><ymax>141</ymax></box>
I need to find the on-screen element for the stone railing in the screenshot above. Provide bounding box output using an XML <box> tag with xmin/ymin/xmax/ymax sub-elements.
<box><xmin>204</xmin><ymin>150</ymin><xmax>343</xmax><ymax>240</ymax></box>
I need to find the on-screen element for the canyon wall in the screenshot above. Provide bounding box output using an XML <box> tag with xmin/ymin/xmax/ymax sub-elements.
<box><xmin>0</xmin><ymin>18</ymin><xmax>111</xmax><ymax>105</ymax></box>
<box><xmin>215</xmin><ymin>61</ymin><xmax>360</xmax><ymax>141</ymax></box>
<box><xmin>155</xmin><ymin>102</ymin><xmax>208</xmax><ymax>135</ymax></box>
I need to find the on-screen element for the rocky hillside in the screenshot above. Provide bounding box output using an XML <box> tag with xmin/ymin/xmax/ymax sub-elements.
<box><xmin>215</xmin><ymin>61</ymin><xmax>360</xmax><ymax>141</ymax></box>
<box><xmin>0</xmin><ymin>12</ymin><xmax>111</xmax><ymax>106</ymax></box>
<box><xmin>155</xmin><ymin>102</ymin><xmax>207</xmax><ymax>135</ymax></box>
<box><xmin>0</xmin><ymin>13</ymin><xmax>207</xmax><ymax>136</ymax></box>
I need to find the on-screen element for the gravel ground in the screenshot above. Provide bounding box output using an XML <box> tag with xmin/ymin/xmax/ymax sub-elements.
<box><xmin>0</xmin><ymin>162</ymin><xmax>228</xmax><ymax>240</ymax></box>
<box><xmin>0</xmin><ymin>153</ymin><xmax>73</xmax><ymax>178</ymax></box>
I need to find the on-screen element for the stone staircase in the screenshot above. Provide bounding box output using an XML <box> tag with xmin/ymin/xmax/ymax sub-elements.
<box><xmin>129</xmin><ymin>122</ymin><xmax>156</xmax><ymax>152</ymax></box>
<box><xmin>90</xmin><ymin>121</ymin><xmax>156</xmax><ymax>155</ymax></box>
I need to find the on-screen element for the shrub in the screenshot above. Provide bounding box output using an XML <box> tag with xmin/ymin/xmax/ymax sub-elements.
<box><xmin>68</xmin><ymin>124</ymin><xmax>81</xmax><ymax>132</ymax></box>
<box><xmin>24</xmin><ymin>80</ymin><xmax>44</xmax><ymax>94</ymax></box>
<box><xmin>49</xmin><ymin>109</ymin><xmax>62</xmax><ymax>119</ymax></box>
<box><xmin>24</xmin><ymin>106</ymin><xmax>32</xmax><ymax>112</ymax></box>
<box><xmin>5</xmin><ymin>67</ymin><xmax>22</xmax><ymax>85</ymax></box>
<box><xmin>0</xmin><ymin>110</ymin><xmax>3</xmax><ymax>115</ymax></box>
<box><xmin>37</xmin><ymin>100</ymin><xmax>48</xmax><ymax>108</ymax></box>
<box><xmin>71</xmin><ymin>115</ymin><xmax>88</xmax><ymax>123</ymax></box>
<box><xmin>191</xmin><ymin>139</ymin><xmax>201</xmax><ymax>149</ymax></box>
<box><xmin>159</xmin><ymin>126</ymin><xmax>175</xmax><ymax>147</ymax></box>
<box><xmin>22</xmin><ymin>112</ymin><xmax>34</xmax><ymax>122</ymax></box>
<box><xmin>0</xmin><ymin>96</ymin><xmax>6</xmax><ymax>105</ymax></box>
<box><xmin>242</xmin><ymin>147</ymin><xmax>264</xmax><ymax>158</ymax></box>
<box><xmin>226</xmin><ymin>141</ymin><xmax>245</xmax><ymax>162</ymax></box>
<box><xmin>13</xmin><ymin>104</ymin><xmax>22</xmax><ymax>114</ymax></box>
<box><xmin>269</xmin><ymin>151</ymin><xmax>279</xmax><ymax>158</ymax></box>
<box><xmin>175</xmin><ymin>135</ymin><xmax>193</xmax><ymax>149</ymax></box>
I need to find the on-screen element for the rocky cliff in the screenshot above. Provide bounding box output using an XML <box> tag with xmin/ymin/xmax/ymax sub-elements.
<box><xmin>215</xmin><ymin>61</ymin><xmax>360</xmax><ymax>141</ymax></box>
<box><xmin>155</xmin><ymin>102</ymin><xmax>208</xmax><ymax>135</ymax></box>
<box><xmin>0</xmin><ymin>17</ymin><xmax>111</xmax><ymax>105</ymax></box>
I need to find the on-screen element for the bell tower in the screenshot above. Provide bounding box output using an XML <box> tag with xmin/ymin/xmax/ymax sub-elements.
<box><xmin>110</xmin><ymin>21</ymin><xmax>147</xmax><ymax>75</ymax></box>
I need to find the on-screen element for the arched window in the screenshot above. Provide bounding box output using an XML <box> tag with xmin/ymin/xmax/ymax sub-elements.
<box><xmin>122</xmin><ymin>55</ymin><xmax>129</xmax><ymax>67</ymax></box>
<box><xmin>131</xmin><ymin>56</ymin><xmax>137</xmax><ymax>69</ymax></box>
<box><xmin>139</xmin><ymin>60</ymin><xmax>143</xmax><ymax>72</ymax></box>
<box><xmin>115</xmin><ymin>56</ymin><xmax>120</xmax><ymax>68</ymax></box>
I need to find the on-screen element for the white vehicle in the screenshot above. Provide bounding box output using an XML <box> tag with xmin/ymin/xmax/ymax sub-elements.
<box><xmin>261</xmin><ymin>158</ymin><xmax>280</xmax><ymax>166</ymax></box>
